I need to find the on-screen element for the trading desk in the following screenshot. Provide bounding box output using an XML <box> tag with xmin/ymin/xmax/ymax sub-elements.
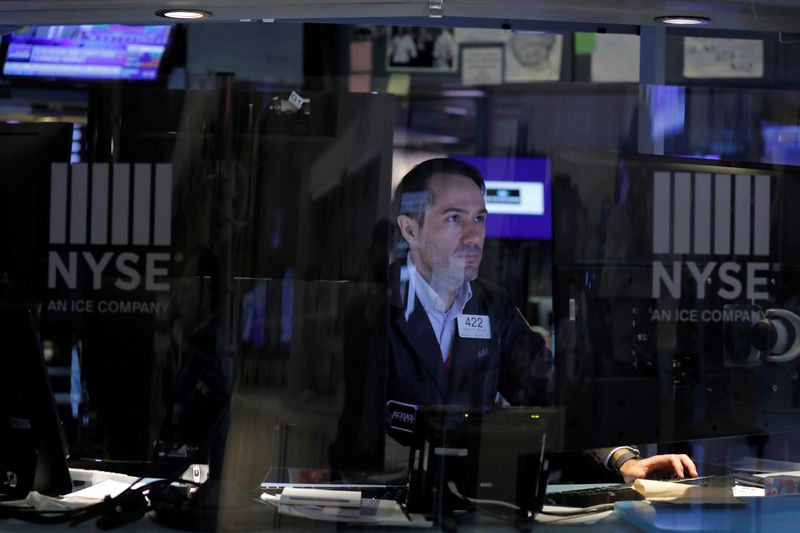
<box><xmin>5</xmin><ymin>473</ymin><xmax>800</xmax><ymax>532</ymax></box>
<box><xmin>0</xmin><ymin>505</ymin><xmax>635</xmax><ymax>533</ymax></box>
<box><xmin>0</xmin><ymin>471</ymin><xmax>633</xmax><ymax>533</ymax></box>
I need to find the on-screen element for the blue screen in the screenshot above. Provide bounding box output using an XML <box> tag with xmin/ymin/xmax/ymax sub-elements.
<box><xmin>2</xmin><ymin>24</ymin><xmax>172</xmax><ymax>81</ymax></box>
<box><xmin>455</xmin><ymin>156</ymin><xmax>551</xmax><ymax>240</ymax></box>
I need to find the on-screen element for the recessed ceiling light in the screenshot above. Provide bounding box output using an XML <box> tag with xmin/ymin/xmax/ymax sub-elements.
<box><xmin>655</xmin><ymin>15</ymin><xmax>710</xmax><ymax>26</ymax></box>
<box><xmin>155</xmin><ymin>9</ymin><xmax>212</xmax><ymax>20</ymax></box>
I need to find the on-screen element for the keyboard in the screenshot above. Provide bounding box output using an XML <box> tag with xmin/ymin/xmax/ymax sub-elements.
<box><xmin>731</xmin><ymin>472</ymin><xmax>765</xmax><ymax>488</ymax></box>
<box><xmin>360</xmin><ymin>485</ymin><xmax>408</xmax><ymax>501</ymax></box>
<box><xmin>546</xmin><ymin>473</ymin><xmax>766</xmax><ymax>508</ymax></box>
<box><xmin>545</xmin><ymin>484</ymin><xmax>645</xmax><ymax>508</ymax></box>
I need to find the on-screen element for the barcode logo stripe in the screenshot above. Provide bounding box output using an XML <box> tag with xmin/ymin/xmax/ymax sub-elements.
<box><xmin>653</xmin><ymin>171</ymin><xmax>671</xmax><ymax>254</ymax></box>
<box><xmin>673</xmin><ymin>172</ymin><xmax>692</xmax><ymax>254</ymax></box>
<box><xmin>753</xmin><ymin>175</ymin><xmax>770</xmax><ymax>256</ymax></box>
<box><xmin>714</xmin><ymin>174</ymin><xmax>731</xmax><ymax>255</ymax></box>
<box><xmin>49</xmin><ymin>163</ymin><xmax>68</xmax><ymax>244</ymax></box>
<box><xmin>734</xmin><ymin>175</ymin><xmax>751</xmax><ymax>255</ymax></box>
<box><xmin>52</xmin><ymin>162</ymin><xmax>172</xmax><ymax>248</ymax></box>
<box><xmin>693</xmin><ymin>173</ymin><xmax>711</xmax><ymax>254</ymax></box>
<box><xmin>153</xmin><ymin>164</ymin><xmax>172</xmax><ymax>246</ymax></box>
<box><xmin>132</xmin><ymin>164</ymin><xmax>152</xmax><ymax>246</ymax></box>
<box><xmin>112</xmin><ymin>163</ymin><xmax>130</xmax><ymax>245</ymax></box>
<box><xmin>70</xmin><ymin>163</ymin><xmax>88</xmax><ymax>245</ymax></box>
<box><xmin>90</xmin><ymin>163</ymin><xmax>109</xmax><ymax>245</ymax></box>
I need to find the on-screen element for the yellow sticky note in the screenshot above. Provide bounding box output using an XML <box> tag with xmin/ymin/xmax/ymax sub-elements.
<box><xmin>387</xmin><ymin>73</ymin><xmax>411</xmax><ymax>96</ymax></box>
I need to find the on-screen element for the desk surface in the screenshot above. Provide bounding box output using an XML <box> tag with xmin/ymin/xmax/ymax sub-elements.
<box><xmin>0</xmin><ymin>482</ymin><xmax>635</xmax><ymax>533</ymax></box>
<box><xmin>0</xmin><ymin>480</ymin><xmax>635</xmax><ymax>533</ymax></box>
<box><xmin>9</xmin><ymin>480</ymin><xmax>800</xmax><ymax>533</ymax></box>
<box><xmin>615</xmin><ymin>497</ymin><xmax>800</xmax><ymax>533</ymax></box>
<box><xmin>0</xmin><ymin>510</ymin><xmax>636</xmax><ymax>533</ymax></box>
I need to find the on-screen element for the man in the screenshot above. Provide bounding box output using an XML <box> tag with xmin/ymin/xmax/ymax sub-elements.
<box><xmin>389</xmin><ymin>27</ymin><xmax>417</xmax><ymax>66</ymax></box>
<box><xmin>432</xmin><ymin>29</ymin><xmax>456</xmax><ymax>69</ymax></box>
<box><xmin>332</xmin><ymin>158</ymin><xmax>697</xmax><ymax>482</ymax></box>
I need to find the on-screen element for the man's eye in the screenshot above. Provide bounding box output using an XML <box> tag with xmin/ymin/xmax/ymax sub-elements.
<box><xmin>475</xmin><ymin>215</ymin><xmax>486</xmax><ymax>223</ymax></box>
<box><xmin>447</xmin><ymin>215</ymin><xmax>461</xmax><ymax>223</ymax></box>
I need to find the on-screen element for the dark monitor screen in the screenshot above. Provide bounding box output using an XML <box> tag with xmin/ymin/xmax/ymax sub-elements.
<box><xmin>0</xmin><ymin>122</ymin><xmax>72</xmax><ymax>303</ymax></box>
<box><xmin>1</xmin><ymin>24</ymin><xmax>173</xmax><ymax>81</ymax></box>
<box><xmin>551</xmin><ymin>149</ymin><xmax>800</xmax><ymax>452</ymax></box>
<box><xmin>0</xmin><ymin>305</ymin><xmax>72</xmax><ymax>499</ymax></box>
<box><xmin>455</xmin><ymin>156</ymin><xmax>551</xmax><ymax>240</ymax></box>
<box><xmin>391</xmin><ymin>404</ymin><xmax>555</xmax><ymax>519</ymax></box>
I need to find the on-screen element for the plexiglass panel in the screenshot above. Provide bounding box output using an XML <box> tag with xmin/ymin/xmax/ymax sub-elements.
<box><xmin>2</xmin><ymin>20</ymin><xmax>800</xmax><ymax>531</ymax></box>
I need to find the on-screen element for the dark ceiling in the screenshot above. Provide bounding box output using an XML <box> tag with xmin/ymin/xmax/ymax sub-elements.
<box><xmin>1</xmin><ymin>0</ymin><xmax>800</xmax><ymax>35</ymax></box>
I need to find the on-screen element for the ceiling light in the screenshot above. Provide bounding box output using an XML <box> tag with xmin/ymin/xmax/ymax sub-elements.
<box><xmin>429</xmin><ymin>0</ymin><xmax>443</xmax><ymax>18</ymax></box>
<box><xmin>655</xmin><ymin>16</ymin><xmax>709</xmax><ymax>26</ymax></box>
<box><xmin>155</xmin><ymin>9</ymin><xmax>212</xmax><ymax>20</ymax></box>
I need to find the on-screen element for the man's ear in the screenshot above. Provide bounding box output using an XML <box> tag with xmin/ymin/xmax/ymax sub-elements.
<box><xmin>397</xmin><ymin>215</ymin><xmax>420</xmax><ymax>245</ymax></box>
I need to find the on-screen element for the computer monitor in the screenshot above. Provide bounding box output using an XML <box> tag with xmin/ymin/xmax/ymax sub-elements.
<box><xmin>1</xmin><ymin>24</ymin><xmax>174</xmax><ymax>82</ymax></box>
<box><xmin>399</xmin><ymin>404</ymin><xmax>555</xmax><ymax>526</ymax></box>
<box><xmin>0</xmin><ymin>122</ymin><xmax>72</xmax><ymax>303</ymax></box>
<box><xmin>455</xmin><ymin>156</ymin><xmax>551</xmax><ymax>240</ymax></box>
<box><xmin>0</xmin><ymin>304</ymin><xmax>72</xmax><ymax>499</ymax></box>
<box><xmin>551</xmin><ymin>149</ymin><xmax>800</xmax><ymax>452</ymax></box>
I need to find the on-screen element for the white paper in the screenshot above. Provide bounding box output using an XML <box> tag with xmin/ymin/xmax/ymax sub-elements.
<box><xmin>453</xmin><ymin>29</ymin><xmax>562</xmax><ymax>82</ymax></box>
<box><xmin>537</xmin><ymin>505</ymin><xmax>614</xmax><ymax>525</ymax></box>
<box><xmin>505</xmin><ymin>34</ymin><xmax>562</xmax><ymax>82</ymax></box>
<box><xmin>732</xmin><ymin>485</ymin><xmax>765</xmax><ymax>498</ymax></box>
<box><xmin>260</xmin><ymin>496</ymin><xmax>432</xmax><ymax>527</ymax></box>
<box><xmin>461</xmin><ymin>47</ymin><xmax>503</xmax><ymax>86</ymax></box>
<box><xmin>684</xmin><ymin>37</ymin><xmax>763</xmax><ymax>78</ymax></box>
<box><xmin>62</xmin><ymin>479</ymin><xmax>133</xmax><ymax>501</ymax></box>
<box><xmin>591</xmin><ymin>34</ymin><xmax>640</xmax><ymax>82</ymax></box>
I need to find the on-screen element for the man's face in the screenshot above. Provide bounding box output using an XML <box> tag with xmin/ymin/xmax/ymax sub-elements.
<box><xmin>401</xmin><ymin>172</ymin><xmax>487</xmax><ymax>289</ymax></box>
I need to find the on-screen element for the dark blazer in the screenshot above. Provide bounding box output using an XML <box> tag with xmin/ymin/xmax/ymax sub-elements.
<box><xmin>387</xmin><ymin>264</ymin><xmax>551</xmax><ymax>409</ymax></box>
<box><xmin>330</xmin><ymin>261</ymin><xmax>618</xmax><ymax>474</ymax></box>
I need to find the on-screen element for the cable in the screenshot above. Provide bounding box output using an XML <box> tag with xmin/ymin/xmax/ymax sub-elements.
<box><xmin>446</xmin><ymin>480</ymin><xmax>520</xmax><ymax>511</ymax></box>
<box><xmin>445</xmin><ymin>481</ymin><xmax>613</xmax><ymax>524</ymax></box>
<box><xmin>630</xmin><ymin>338</ymin><xmax>800</xmax><ymax>416</ymax></box>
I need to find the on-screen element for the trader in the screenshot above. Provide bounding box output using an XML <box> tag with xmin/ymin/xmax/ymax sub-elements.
<box><xmin>332</xmin><ymin>158</ymin><xmax>697</xmax><ymax>483</ymax></box>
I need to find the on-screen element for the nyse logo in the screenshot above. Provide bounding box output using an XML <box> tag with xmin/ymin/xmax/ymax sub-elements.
<box><xmin>48</xmin><ymin>163</ymin><xmax>172</xmax><ymax>292</ymax></box>
<box><xmin>651</xmin><ymin>171</ymin><xmax>770</xmax><ymax>301</ymax></box>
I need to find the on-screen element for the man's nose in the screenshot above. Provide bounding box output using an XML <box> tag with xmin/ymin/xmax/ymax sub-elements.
<box><xmin>461</xmin><ymin>220</ymin><xmax>482</xmax><ymax>245</ymax></box>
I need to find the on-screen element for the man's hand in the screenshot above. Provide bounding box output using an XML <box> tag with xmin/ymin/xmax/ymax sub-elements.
<box><xmin>617</xmin><ymin>454</ymin><xmax>698</xmax><ymax>484</ymax></box>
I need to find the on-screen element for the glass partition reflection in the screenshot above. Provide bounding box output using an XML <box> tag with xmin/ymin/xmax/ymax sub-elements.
<box><xmin>3</xmin><ymin>20</ymin><xmax>800</xmax><ymax>529</ymax></box>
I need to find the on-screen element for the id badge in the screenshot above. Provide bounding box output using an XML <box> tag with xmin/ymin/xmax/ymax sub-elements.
<box><xmin>457</xmin><ymin>314</ymin><xmax>491</xmax><ymax>339</ymax></box>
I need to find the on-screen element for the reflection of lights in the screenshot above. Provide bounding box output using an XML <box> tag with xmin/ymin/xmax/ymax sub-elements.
<box><xmin>394</xmin><ymin>127</ymin><xmax>461</xmax><ymax>146</ymax></box>
<box><xmin>655</xmin><ymin>16</ymin><xmax>709</xmax><ymax>25</ymax></box>
<box><xmin>440</xmin><ymin>89</ymin><xmax>486</xmax><ymax>98</ymax></box>
<box><xmin>443</xmin><ymin>106</ymin><xmax>470</xmax><ymax>116</ymax></box>
<box><xmin>674</xmin><ymin>154</ymin><xmax>722</xmax><ymax>160</ymax></box>
<box><xmin>155</xmin><ymin>9</ymin><xmax>212</xmax><ymax>19</ymax></box>
<box><xmin>42</xmin><ymin>340</ymin><xmax>55</xmax><ymax>361</ymax></box>
<box><xmin>71</xmin><ymin>124</ymin><xmax>82</xmax><ymax>163</ymax></box>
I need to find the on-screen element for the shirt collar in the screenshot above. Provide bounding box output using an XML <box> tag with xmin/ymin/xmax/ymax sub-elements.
<box><xmin>405</xmin><ymin>254</ymin><xmax>472</xmax><ymax>320</ymax></box>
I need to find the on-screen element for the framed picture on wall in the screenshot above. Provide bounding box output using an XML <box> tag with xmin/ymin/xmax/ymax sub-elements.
<box><xmin>460</xmin><ymin>44</ymin><xmax>504</xmax><ymax>85</ymax></box>
<box><xmin>385</xmin><ymin>26</ymin><xmax>458</xmax><ymax>72</ymax></box>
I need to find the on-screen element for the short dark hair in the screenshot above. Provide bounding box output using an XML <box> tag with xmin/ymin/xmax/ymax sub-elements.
<box><xmin>392</xmin><ymin>158</ymin><xmax>485</xmax><ymax>225</ymax></box>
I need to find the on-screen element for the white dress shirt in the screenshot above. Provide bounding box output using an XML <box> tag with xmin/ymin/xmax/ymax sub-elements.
<box><xmin>404</xmin><ymin>255</ymin><xmax>472</xmax><ymax>363</ymax></box>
